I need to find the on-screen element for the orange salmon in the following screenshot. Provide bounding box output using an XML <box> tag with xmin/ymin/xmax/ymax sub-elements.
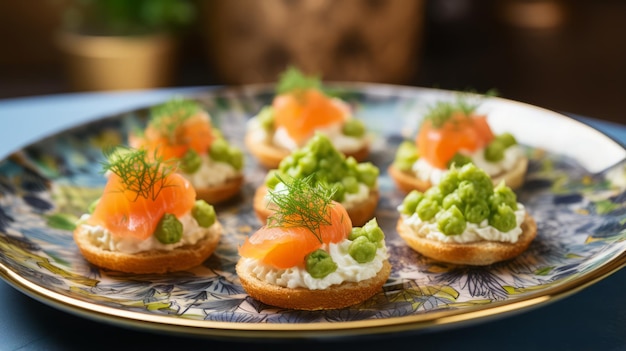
<box><xmin>88</xmin><ymin>155</ymin><xmax>196</xmax><ymax>241</ymax></box>
<box><xmin>130</xmin><ymin>109</ymin><xmax>215</xmax><ymax>161</ymax></box>
<box><xmin>417</xmin><ymin>113</ymin><xmax>494</xmax><ymax>169</ymax></box>
<box><xmin>273</xmin><ymin>89</ymin><xmax>347</xmax><ymax>144</ymax></box>
<box><xmin>239</xmin><ymin>201</ymin><xmax>352</xmax><ymax>269</ymax></box>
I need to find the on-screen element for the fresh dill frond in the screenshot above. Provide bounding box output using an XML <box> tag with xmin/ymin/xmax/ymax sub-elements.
<box><xmin>149</xmin><ymin>96</ymin><xmax>201</xmax><ymax>141</ymax></box>
<box><xmin>102</xmin><ymin>146</ymin><xmax>177</xmax><ymax>202</ymax></box>
<box><xmin>266</xmin><ymin>173</ymin><xmax>336</xmax><ymax>243</ymax></box>
<box><xmin>424</xmin><ymin>89</ymin><xmax>499</xmax><ymax>128</ymax></box>
<box><xmin>276</xmin><ymin>66</ymin><xmax>322</xmax><ymax>95</ymax></box>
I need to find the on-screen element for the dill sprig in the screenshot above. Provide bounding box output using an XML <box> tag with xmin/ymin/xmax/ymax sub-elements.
<box><xmin>424</xmin><ymin>89</ymin><xmax>498</xmax><ymax>128</ymax></box>
<box><xmin>102</xmin><ymin>146</ymin><xmax>177</xmax><ymax>202</ymax></box>
<box><xmin>149</xmin><ymin>96</ymin><xmax>201</xmax><ymax>142</ymax></box>
<box><xmin>276</xmin><ymin>66</ymin><xmax>322</xmax><ymax>95</ymax></box>
<box><xmin>266</xmin><ymin>174</ymin><xmax>336</xmax><ymax>243</ymax></box>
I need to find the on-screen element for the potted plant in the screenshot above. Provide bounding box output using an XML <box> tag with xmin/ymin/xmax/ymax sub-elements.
<box><xmin>56</xmin><ymin>0</ymin><xmax>195</xmax><ymax>92</ymax></box>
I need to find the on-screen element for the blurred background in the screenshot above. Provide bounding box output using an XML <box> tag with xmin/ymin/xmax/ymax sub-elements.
<box><xmin>0</xmin><ymin>0</ymin><xmax>624</xmax><ymax>124</ymax></box>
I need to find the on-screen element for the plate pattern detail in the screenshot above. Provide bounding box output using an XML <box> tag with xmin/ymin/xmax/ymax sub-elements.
<box><xmin>0</xmin><ymin>87</ymin><xmax>625</xmax><ymax>326</ymax></box>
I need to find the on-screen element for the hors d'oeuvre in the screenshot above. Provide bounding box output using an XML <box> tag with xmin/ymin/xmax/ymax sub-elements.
<box><xmin>237</xmin><ymin>175</ymin><xmax>391</xmax><ymax>310</ymax></box>
<box><xmin>73</xmin><ymin>147</ymin><xmax>222</xmax><ymax>274</ymax></box>
<box><xmin>254</xmin><ymin>133</ymin><xmax>379</xmax><ymax>227</ymax></box>
<box><xmin>388</xmin><ymin>94</ymin><xmax>528</xmax><ymax>193</ymax></box>
<box><xmin>245</xmin><ymin>66</ymin><xmax>371</xmax><ymax>169</ymax></box>
<box><xmin>130</xmin><ymin>97</ymin><xmax>244</xmax><ymax>204</ymax></box>
<box><xmin>396</xmin><ymin>162</ymin><xmax>537</xmax><ymax>266</ymax></box>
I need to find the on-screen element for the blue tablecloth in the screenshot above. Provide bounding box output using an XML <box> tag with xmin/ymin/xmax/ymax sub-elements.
<box><xmin>0</xmin><ymin>88</ymin><xmax>625</xmax><ymax>351</ymax></box>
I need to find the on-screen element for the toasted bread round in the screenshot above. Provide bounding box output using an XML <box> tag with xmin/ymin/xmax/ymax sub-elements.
<box><xmin>245</xmin><ymin>131</ymin><xmax>370</xmax><ymax>169</ymax></box>
<box><xmin>236</xmin><ymin>259</ymin><xmax>391</xmax><ymax>310</ymax></box>
<box><xmin>388</xmin><ymin>156</ymin><xmax>529</xmax><ymax>194</ymax></box>
<box><xmin>73</xmin><ymin>222</ymin><xmax>222</xmax><ymax>274</ymax></box>
<box><xmin>396</xmin><ymin>213</ymin><xmax>537</xmax><ymax>266</ymax></box>
<box><xmin>253</xmin><ymin>185</ymin><xmax>379</xmax><ymax>227</ymax></box>
<box><xmin>194</xmin><ymin>174</ymin><xmax>244</xmax><ymax>204</ymax></box>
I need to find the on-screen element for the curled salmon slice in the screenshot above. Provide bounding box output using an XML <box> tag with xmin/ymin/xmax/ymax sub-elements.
<box><xmin>417</xmin><ymin>113</ymin><xmax>494</xmax><ymax>169</ymax></box>
<box><xmin>238</xmin><ymin>201</ymin><xmax>352</xmax><ymax>269</ymax></box>
<box><xmin>131</xmin><ymin>112</ymin><xmax>215</xmax><ymax>161</ymax></box>
<box><xmin>273</xmin><ymin>89</ymin><xmax>347</xmax><ymax>144</ymax></box>
<box><xmin>88</xmin><ymin>171</ymin><xmax>196</xmax><ymax>241</ymax></box>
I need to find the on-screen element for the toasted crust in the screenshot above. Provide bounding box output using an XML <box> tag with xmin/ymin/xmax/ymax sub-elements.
<box><xmin>236</xmin><ymin>260</ymin><xmax>391</xmax><ymax>310</ymax></box>
<box><xmin>396</xmin><ymin>213</ymin><xmax>537</xmax><ymax>266</ymax></box>
<box><xmin>245</xmin><ymin>131</ymin><xmax>370</xmax><ymax>169</ymax></box>
<box><xmin>253</xmin><ymin>185</ymin><xmax>379</xmax><ymax>227</ymax></box>
<box><xmin>73</xmin><ymin>222</ymin><xmax>222</xmax><ymax>274</ymax></box>
<box><xmin>194</xmin><ymin>174</ymin><xmax>244</xmax><ymax>204</ymax></box>
<box><xmin>388</xmin><ymin>156</ymin><xmax>529</xmax><ymax>194</ymax></box>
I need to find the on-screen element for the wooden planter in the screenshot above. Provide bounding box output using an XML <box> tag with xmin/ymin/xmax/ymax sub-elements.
<box><xmin>56</xmin><ymin>32</ymin><xmax>178</xmax><ymax>92</ymax></box>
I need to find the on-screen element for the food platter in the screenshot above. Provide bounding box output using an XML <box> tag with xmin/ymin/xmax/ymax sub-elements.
<box><xmin>0</xmin><ymin>84</ymin><xmax>625</xmax><ymax>339</ymax></box>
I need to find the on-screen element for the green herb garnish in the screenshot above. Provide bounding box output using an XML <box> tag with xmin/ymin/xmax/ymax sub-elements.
<box><xmin>102</xmin><ymin>146</ymin><xmax>177</xmax><ymax>202</ymax></box>
<box><xmin>424</xmin><ymin>89</ymin><xmax>498</xmax><ymax>128</ymax></box>
<box><xmin>276</xmin><ymin>66</ymin><xmax>322</xmax><ymax>95</ymax></box>
<box><xmin>266</xmin><ymin>174</ymin><xmax>337</xmax><ymax>243</ymax></box>
<box><xmin>149</xmin><ymin>96</ymin><xmax>201</xmax><ymax>142</ymax></box>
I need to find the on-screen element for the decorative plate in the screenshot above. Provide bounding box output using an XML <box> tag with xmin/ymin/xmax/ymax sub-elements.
<box><xmin>1</xmin><ymin>84</ymin><xmax>625</xmax><ymax>339</ymax></box>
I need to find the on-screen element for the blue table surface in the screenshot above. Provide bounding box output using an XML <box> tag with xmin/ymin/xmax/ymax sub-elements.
<box><xmin>0</xmin><ymin>88</ymin><xmax>625</xmax><ymax>351</ymax></box>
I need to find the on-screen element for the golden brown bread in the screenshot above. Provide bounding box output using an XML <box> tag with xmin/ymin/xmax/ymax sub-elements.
<box><xmin>396</xmin><ymin>213</ymin><xmax>537</xmax><ymax>266</ymax></box>
<box><xmin>245</xmin><ymin>131</ymin><xmax>370</xmax><ymax>169</ymax></box>
<box><xmin>388</xmin><ymin>156</ymin><xmax>529</xmax><ymax>194</ymax></box>
<box><xmin>253</xmin><ymin>185</ymin><xmax>379</xmax><ymax>227</ymax></box>
<box><xmin>194</xmin><ymin>174</ymin><xmax>244</xmax><ymax>204</ymax></box>
<box><xmin>73</xmin><ymin>222</ymin><xmax>222</xmax><ymax>274</ymax></box>
<box><xmin>236</xmin><ymin>259</ymin><xmax>391</xmax><ymax>310</ymax></box>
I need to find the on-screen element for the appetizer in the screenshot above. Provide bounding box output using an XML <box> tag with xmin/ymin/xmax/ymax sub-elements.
<box><xmin>245</xmin><ymin>66</ymin><xmax>370</xmax><ymax>168</ymax></box>
<box><xmin>237</xmin><ymin>175</ymin><xmax>391</xmax><ymax>310</ymax></box>
<box><xmin>396</xmin><ymin>162</ymin><xmax>537</xmax><ymax>266</ymax></box>
<box><xmin>130</xmin><ymin>96</ymin><xmax>244</xmax><ymax>204</ymax></box>
<box><xmin>388</xmin><ymin>94</ymin><xmax>528</xmax><ymax>193</ymax></box>
<box><xmin>73</xmin><ymin>147</ymin><xmax>222</xmax><ymax>274</ymax></box>
<box><xmin>254</xmin><ymin>133</ymin><xmax>379</xmax><ymax>227</ymax></box>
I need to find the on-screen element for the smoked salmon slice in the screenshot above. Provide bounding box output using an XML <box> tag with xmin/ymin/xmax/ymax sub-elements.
<box><xmin>417</xmin><ymin>112</ymin><xmax>495</xmax><ymax>169</ymax></box>
<box><xmin>273</xmin><ymin>88</ymin><xmax>347</xmax><ymax>144</ymax></box>
<box><xmin>130</xmin><ymin>98</ymin><xmax>215</xmax><ymax>161</ymax></box>
<box><xmin>87</xmin><ymin>148</ymin><xmax>196</xmax><ymax>241</ymax></box>
<box><xmin>239</xmin><ymin>200</ymin><xmax>352</xmax><ymax>269</ymax></box>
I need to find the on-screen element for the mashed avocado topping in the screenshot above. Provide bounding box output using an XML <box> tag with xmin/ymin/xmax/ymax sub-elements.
<box><xmin>264</xmin><ymin>133</ymin><xmax>378</xmax><ymax>205</ymax></box>
<box><xmin>398</xmin><ymin>163</ymin><xmax>522</xmax><ymax>236</ymax></box>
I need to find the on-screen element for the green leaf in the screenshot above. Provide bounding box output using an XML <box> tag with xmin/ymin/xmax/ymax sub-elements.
<box><xmin>276</xmin><ymin>66</ymin><xmax>321</xmax><ymax>95</ymax></box>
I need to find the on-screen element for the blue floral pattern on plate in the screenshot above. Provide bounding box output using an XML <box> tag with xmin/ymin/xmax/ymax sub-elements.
<box><xmin>0</xmin><ymin>85</ymin><xmax>625</xmax><ymax>337</ymax></box>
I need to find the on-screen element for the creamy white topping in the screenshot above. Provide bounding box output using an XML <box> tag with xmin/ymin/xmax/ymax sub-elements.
<box><xmin>182</xmin><ymin>154</ymin><xmax>239</xmax><ymax>188</ymax></box>
<box><xmin>412</xmin><ymin>145</ymin><xmax>524</xmax><ymax>185</ymax></box>
<box><xmin>246</xmin><ymin>98</ymin><xmax>368</xmax><ymax>152</ymax></box>
<box><xmin>269</xmin><ymin>181</ymin><xmax>370</xmax><ymax>210</ymax></box>
<box><xmin>78</xmin><ymin>213</ymin><xmax>219</xmax><ymax>254</ymax></box>
<box><xmin>401</xmin><ymin>204</ymin><xmax>526</xmax><ymax>244</ymax></box>
<box><xmin>238</xmin><ymin>240</ymin><xmax>389</xmax><ymax>290</ymax></box>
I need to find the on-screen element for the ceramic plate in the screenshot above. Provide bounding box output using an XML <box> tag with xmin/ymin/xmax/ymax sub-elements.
<box><xmin>1</xmin><ymin>84</ymin><xmax>625</xmax><ymax>339</ymax></box>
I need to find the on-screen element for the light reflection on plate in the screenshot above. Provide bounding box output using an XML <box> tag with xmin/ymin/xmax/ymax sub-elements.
<box><xmin>0</xmin><ymin>84</ymin><xmax>625</xmax><ymax>339</ymax></box>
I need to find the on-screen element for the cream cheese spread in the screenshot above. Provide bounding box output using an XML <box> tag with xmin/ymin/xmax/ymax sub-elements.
<box><xmin>246</xmin><ymin>98</ymin><xmax>368</xmax><ymax>153</ymax></box>
<box><xmin>412</xmin><ymin>145</ymin><xmax>525</xmax><ymax>185</ymax></box>
<box><xmin>182</xmin><ymin>154</ymin><xmax>239</xmax><ymax>188</ymax></box>
<box><xmin>270</xmin><ymin>181</ymin><xmax>370</xmax><ymax>211</ymax></box>
<box><xmin>237</xmin><ymin>240</ymin><xmax>389</xmax><ymax>290</ymax></box>
<box><xmin>78</xmin><ymin>213</ymin><xmax>219</xmax><ymax>254</ymax></box>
